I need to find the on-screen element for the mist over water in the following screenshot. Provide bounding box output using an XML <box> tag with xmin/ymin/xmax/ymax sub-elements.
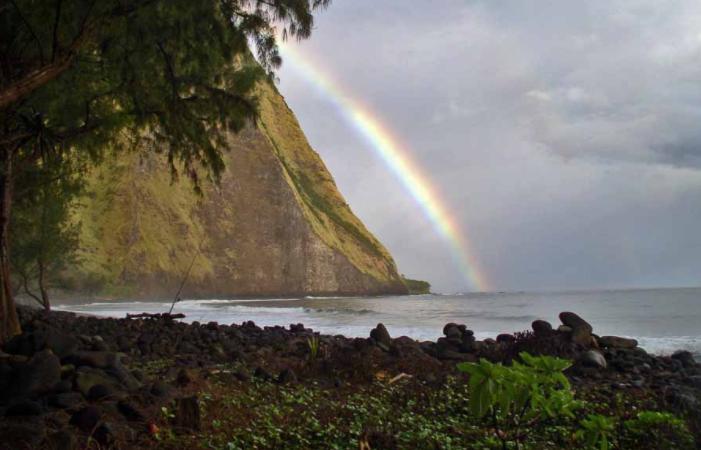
<box><xmin>57</xmin><ymin>287</ymin><xmax>701</xmax><ymax>358</ymax></box>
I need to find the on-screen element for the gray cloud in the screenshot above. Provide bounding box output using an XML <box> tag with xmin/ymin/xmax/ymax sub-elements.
<box><xmin>277</xmin><ymin>0</ymin><xmax>701</xmax><ymax>292</ymax></box>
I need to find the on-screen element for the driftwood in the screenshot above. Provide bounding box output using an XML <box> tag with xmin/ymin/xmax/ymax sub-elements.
<box><xmin>125</xmin><ymin>312</ymin><xmax>185</xmax><ymax>320</ymax></box>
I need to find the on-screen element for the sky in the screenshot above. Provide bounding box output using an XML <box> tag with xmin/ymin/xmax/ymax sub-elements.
<box><xmin>275</xmin><ymin>0</ymin><xmax>701</xmax><ymax>293</ymax></box>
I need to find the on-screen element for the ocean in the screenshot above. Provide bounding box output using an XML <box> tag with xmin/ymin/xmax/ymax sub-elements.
<box><xmin>56</xmin><ymin>287</ymin><xmax>701</xmax><ymax>358</ymax></box>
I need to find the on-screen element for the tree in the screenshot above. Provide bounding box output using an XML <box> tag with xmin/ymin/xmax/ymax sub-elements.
<box><xmin>11</xmin><ymin>149</ymin><xmax>83</xmax><ymax>310</ymax></box>
<box><xmin>0</xmin><ymin>0</ymin><xmax>331</xmax><ymax>342</ymax></box>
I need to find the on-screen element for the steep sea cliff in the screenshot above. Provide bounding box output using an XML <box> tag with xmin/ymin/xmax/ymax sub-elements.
<box><xmin>66</xmin><ymin>80</ymin><xmax>407</xmax><ymax>298</ymax></box>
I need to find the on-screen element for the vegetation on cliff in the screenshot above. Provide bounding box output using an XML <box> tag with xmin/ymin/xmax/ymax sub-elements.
<box><xmin>402</xmin><ymin>276</ymin><xmax>432</xmax><ymax>294</ymax></box>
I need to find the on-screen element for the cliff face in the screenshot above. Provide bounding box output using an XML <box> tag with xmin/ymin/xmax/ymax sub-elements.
<box><xmin>68</xmin><ymin>81</ymin><xmax>408</xmax><ymax>298</ymax></box>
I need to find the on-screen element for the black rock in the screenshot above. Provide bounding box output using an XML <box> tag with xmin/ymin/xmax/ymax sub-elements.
<box><xmin>559</xmin><ymin>312</ymin><xmax>593</xmax><ymax>346</ymax></box>
<box><xmin>0</xmin><ymin>419</ymin><xmax>46</xmax><ymax>449</ymax></box>
<box><xmin>496</xmin><ymin>334</ymin><xmax>515</xmax><ymax>344</ymax></box>
<box><xmin>531</xmin><ymin>320</ymin><xmax>553</xmax><ymax>336</ymax></box>
<box><xmin>88</xmin><ymin>384</ymin><xmax>113</xmax><ymax>401</ymax></box>
<box><xmin>369</xmin><ymin>324</ymin><xmax>392</xmax><ymax>351</ymax></box>
<box><xmin>254</xmin><ymin>367</ymin><xmax>272</xmax><ymax>382</ymax></box>
<box><xmin>443</xmin><ymin>323</ymin><xmax>462</xmax><ymax>339</ymax></box>
<box><xmin>5</xmin><ymin>399</ymin><xmax>43</xmax><ymax>416</ymax></box>
<box><xmin>277</xmin><ymin>368</ymin><xmax>298</xmax><ymax>384</ymax></box>
<box><xmin>671</xmin><ymin>351</ymin><xmax>697</xmax><ymax>368</ymax></box>
<box><xmin>118</xmin><ymin>400</ymin><xmax>145</xmax><ymax>421</ymax></box>
<box><xmin>11</xmin><ymin>349</ymin><xmax>61</xmax><ymax>398</ymax></box>
<box><xmin>45</xmin><ymin>429</ymin><xmax>77</xmax><ymax>450</ymax></box>
<box><xmin>70</xmin><ymin>406</ymin><xmax>101</xmax><ymax>432</ymax></box>
<box><xmin>93</xmin><ymin>422</ymin><xmax>115</xmax><ymax>447</ymax></box>
<box><xmin>150</xmin><ymin>381</ymin><xmax>173</xmax><ymax>398</ymax></box>
<box><xmin>48</xmin><ymin>392</ymin><xmax>84</xmax><ymax>410</ymax></box>
<box><xmin>176</xmin><ymin>368</ymin><xmax>194</xmax><ymax>386</ymax></box>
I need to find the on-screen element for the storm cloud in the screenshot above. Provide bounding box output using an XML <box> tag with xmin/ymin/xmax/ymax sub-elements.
<box><xmin>276</xmin><ymin>0</ymin><xmax>701</xmax><ymax>292</ymax></box>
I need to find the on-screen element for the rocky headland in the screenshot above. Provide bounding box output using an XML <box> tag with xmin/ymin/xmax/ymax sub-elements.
<box><xmin>0</xmin><ymin>306</ymin><xmax>699</xmax><ymax>449</ymax></box>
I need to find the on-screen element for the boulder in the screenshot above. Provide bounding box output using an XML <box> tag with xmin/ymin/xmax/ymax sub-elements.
<box><xmin>598</xmin><ymin>336</ymin><xmax>638</xmax><ymax>349</ymax></box>
<box><xmin>580</xmin><ymin>350</ymin><xmax>607</xmax><ymax>369</ymax></box>
<box><xmin>44</xmin><ymin>329</ymin><xmax>81</xmax><ymax>359</ymax></box>
<box><xmin>11</xmin><ymin>349</ymin><xmax>61</xmax><ymax>398</ymax></box>
<box><xmin>443</xmin><ymin>323</ymin><xmax>462</xmax><ymax>339</ymax></box>
<box><xmin>531</xmin><ymin>320</ymin><xmax>553</xmax><ymax>336</ymax></box>
<box><xmin>0</xmin><ymin>419</ymin><xmax>46</xmax><ymax>449</ymax></box>
<box><xmin>45</xmin><ymin>429</ymin><xmax>77</xmax><ymax>450</ymax></box>
<box><xmin>369</xmin><ymin>324</ymin><xmax>392</xmax><ymax>351</ymax></box>
<box><xmin>437</xmin><ymin>348</ymin><xmax>478</xmax><ymax>362</ymax></box>
<box><xmin>5</xmin><ymin>399</ymin><xmax>43</xmax><ymax>416</ymax></box>
<box><xmin>48</xmin><ymin>393</ymin><xmax>84</xmax><ymax>410</ymax></box>
<box><xmin>74</xmin><ymin>367</ymin><xmax>122</xmax><ymax>397</ymax></box>
<box><xmin>559</xmin><ymin>312</ymin><xmax>593</xmax><ymax>332</ymax></box>
<box><xmin>559</xmin><ymin>312</ymin><xmax>593</xmax><ymax>347</ymax></box>
<box><xmin>496</xmin><ymin>334</ymin><xmax>515</xmax><ymax>344</ymax></box>
<box><xmin>671</xmin><ymin>351</ymin><xmax>697</xmax><ymax>368</ymax></box>
<box><xmin>117</xmin><ymin>400</ymin><xmax>146</xmax><ymax>422</ymax></box>
<box><xmin>87</xmin><ymin>384</ymin><xmax>114</xmax><ymax>401</ymax></box>
<box><xmin>70</xmin><ymin>406</ymin><xmax>101</xmax><ymax>432</ymax></box>
<box><xmin>277</xmin><ymin>368</ymin><xmax>298</xmax><ymax>384</ymax></box>
<box><xmin>66</xmin><ymin>351</ymin><xmax>120</xmax><ymax>369</ymax></box>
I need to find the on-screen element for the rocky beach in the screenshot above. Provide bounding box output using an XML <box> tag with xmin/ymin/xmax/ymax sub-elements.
<box><xmin>0</xmin><ymin>305</ymin><xmax>699</xmax><ymax>449</ymax></box>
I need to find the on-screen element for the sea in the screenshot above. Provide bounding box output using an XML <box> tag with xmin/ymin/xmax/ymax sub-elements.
<box><xmin>55</xmin><ymin>287</ymin><xmax>701</xmax><ymax>358</ymax></box>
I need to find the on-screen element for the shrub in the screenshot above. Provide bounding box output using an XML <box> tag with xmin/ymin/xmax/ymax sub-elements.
<box><xmin>457</xmin><ymin>352</ymin><xmax>581</xmax><ymax>449</ymax></box>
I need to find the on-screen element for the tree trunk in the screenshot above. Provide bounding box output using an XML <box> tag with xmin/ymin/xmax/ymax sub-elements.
<box><xmin>38</xmin><ymin>259</ymin><xmax>50</xmax><ymax>311</ymax></box>
<box><xmin>0</xmin><ymin>147</ymin><xmax>20</xmax><ymax>344</ymax></box>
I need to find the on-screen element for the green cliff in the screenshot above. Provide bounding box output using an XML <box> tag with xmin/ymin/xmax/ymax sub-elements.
<box><xmin>66</xmin><ymin>80</ymin><xmax>408</xmax><ymax>298</ymax></box>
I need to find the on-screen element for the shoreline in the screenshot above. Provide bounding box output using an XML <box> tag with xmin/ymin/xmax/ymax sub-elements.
<box><xmin>1</xmin><ymin>305</ymin><xmax>700</xmax><ymax>448</ymax></box>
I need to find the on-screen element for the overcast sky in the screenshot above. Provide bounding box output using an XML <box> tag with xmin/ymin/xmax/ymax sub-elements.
<box><xmin>276</xmin><ymin>0</ymin><xmax>701</xmax><ymax>293</ymax></box>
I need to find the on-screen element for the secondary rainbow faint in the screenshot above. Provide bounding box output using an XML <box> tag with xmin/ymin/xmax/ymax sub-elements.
<box><xmin>279</xmin><ymin>42</ymin><xmax>491</xmax><ymax>292</ymax></box>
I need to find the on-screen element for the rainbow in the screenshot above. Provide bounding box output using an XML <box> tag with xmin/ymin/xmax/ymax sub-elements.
<box><xmin>279</xmin><ymin>43</ymin><xmax>491</xmax><ymax>292</ymax></box>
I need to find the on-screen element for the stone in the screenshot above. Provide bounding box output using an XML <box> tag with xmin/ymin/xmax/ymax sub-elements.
<box><xmin>580</xmin><ymin>350</ymin><xmax>607</xmax><ymax>369</ymax></box>
<box><xmin>496</xmin><ymin>334</ymin><xmax>515</xmax><ymax>344</ymax></box>
<box><xmin>93</xmin><ymin>422</ymin><xmax>115</xmax><ymax>447</ymax></box>
<box><xmin>74</xmin><ymin>367</ymin><xmax>122</xmax><ymax>397</ymax></box>
<box><xmin>66</xmin><ymin>351</ymin><xmax>120</xmax><ymax>369</ymax></box>
<box><xmin>598</xmin><ymin>336</ymin><xmax>638</xmax><ymax>349</ymax></box>
<box><xmin>48</xmin><ymin>393</ymin><xmax>84</xmax><ymax>410</ymax></box>
<box><xmin>5</xmin><ymin>399</ymin><xmax>43</xmax><ymax>416</ymax></box>
<box><xmin>70</xmin><ymin>406</ymin><xmax>101</xmax><ymax>432</ymax></box>
<box><xmin>88</xmin><ymin>384</ymin><xmax>113</xmax><ymax>401</ymax></box>
<box><xmin>557</xmin><ymin>325</ymin><xmax>572</xmax><ymax>333</ymax></box>
<box><xmin>572</xmin><ymin>327</ymin><xmax>594</xmax><ymax>347</ymax></box>
<box><xmin>117</xmin><ymin>400</ymin><xmax>145</xmax><ymax>422</ymax></box>
<box><xmin>150</xmin><ymin>381</ymin><xmax>173</xmax><ymax>398</ymax></box>
<box><xmin>44</xmin><ymin>329</ymin><xmax>80</xmax><ymax>359</ymax></box>
<box><xmin>173</xmin><ymin>396</ymin><xmax>201</xmax><ymax>431</ymax></box>
<box><xmin>369</xmin><ymin>324</ymin><xmax>392</xmax><ymax>350</ymax></box>
<box><xmin>45</xmin><ymin>430</ymin><xmax>77</xmax><ymax>450</ymax></box>
<box><xmin>176</xmin><ymin>368</ymin><xmax>194</xmax><ymax>386</ymax></box>
<box><xmin>559</xmin><ymin>312</ymin><xmax>593</xmax><ymax>332</ymax></box>
<box><xmin>437</xmin><ymin>349</ymin><xmax>478</xmax><ymax>362</ymax></box>
<box><xmin>277</xmin><ymin>368</ymin><xmax>298</xmax><ymax>384</ymax></box>
<box><xmin>53</xmin><ymin>379</ymin><xmax>73</xmax><ymax>393</ymax></box>
<box><xmin>0</xmin><ymin>419</ymin><xmax>45</xmax><ymax>449</ymax></box>
<box><xmin>671</xmin><ymin>351</ymin><xmax>697</xmax><ymax>368</ymax></box>
<box><xmin>443</xmin><ymin>323</ymin><xmax>462</xmax><ymax>339</ymax></box>
<box><xmin>254</xmin><ymin>367</ymin><xmax>272</xmax><ymax>382</ymax></box>
<box><xmin>11</xmin><ymin>349</ymin><xmax>61</xmax><ymax>398</ymax></box>
<box><xmin>531</xmin><ymin>320</ymin><xmax>553</xmax><ymax>336</ymax></box>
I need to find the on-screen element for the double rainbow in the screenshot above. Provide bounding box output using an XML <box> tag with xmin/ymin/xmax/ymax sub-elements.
<box><xmin>279</xmin><ymin>43</ymin><xmax>491</xmax><ymax>292</ymax></box>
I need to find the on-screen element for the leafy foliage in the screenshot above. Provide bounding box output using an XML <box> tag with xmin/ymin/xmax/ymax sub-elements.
<box><xmin>402</xmin><ymin>276</ymin><xmax>431</xmax><ymax>294</ymax></box>
<box><xmin>10</xmin><ymin>149</ymin><xmax>84</xmax><ymax>308</ymax></box>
